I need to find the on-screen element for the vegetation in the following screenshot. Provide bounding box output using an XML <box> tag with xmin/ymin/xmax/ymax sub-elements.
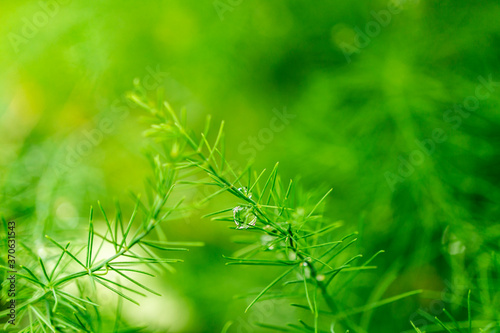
<box><xmin>1</xmin><ymin>0</ymin><xmax>500</xmax><ymax>332</ymax></box>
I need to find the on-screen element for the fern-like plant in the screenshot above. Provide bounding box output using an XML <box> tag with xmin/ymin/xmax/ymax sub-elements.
<box><xmin>1</xmin><ymin>88</ymin><xmax>421</xmax><ymax>332</ymax></box>
<box><xmin>0</xmin><ymin>148</ymin><xmax>203</xmax><ymax>332</ymax></box>
<box><xmin>129</xmin><ymin>91</ymin><xmax>422</xmax><ymax>332</ymax></box>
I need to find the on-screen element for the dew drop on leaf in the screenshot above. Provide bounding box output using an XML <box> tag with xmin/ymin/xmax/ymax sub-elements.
<box><xmin>233</xmin><ymin>205</ymin><xmax>257</xmax><ymax>229</ymax></box>
<box><xmin>237</xmin><ymin>187</ymin><xmax>252</xmax><ymax>199</ymax></box>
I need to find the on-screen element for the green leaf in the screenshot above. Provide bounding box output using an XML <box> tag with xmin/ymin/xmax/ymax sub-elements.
<box><xmin>93</xmin><ymin>277</ymin><xmax>140</xmax><ymax>306</ymax></box>
<box><xmin>45</xmin><ymin>236</ymin><xmax>86</xmax><ymax>270</ymax></box>
<box><xmin>245</xmin><ymin>266</ymin><xmax>295</xmax><ymax>312</ymax></box>
<box><xmin>29</xmin><ymin>305</ymin><xmax>55</xmax><ymax>333</ymax></box>
<box><xmin>87</xmin><ymin>206</ymin><xmax>94</xmax><ymax>268</ymax></box>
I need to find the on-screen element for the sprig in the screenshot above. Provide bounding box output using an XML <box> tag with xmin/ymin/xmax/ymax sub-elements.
<box><xmin>131</xmin><ymin>93</ymin><xmax>415</xmax><ymax>331</ymax></box>
<box><xmin>0</xmin><ymin>150</ymin><xmax>203</xmax><ymax>332</ymax></box>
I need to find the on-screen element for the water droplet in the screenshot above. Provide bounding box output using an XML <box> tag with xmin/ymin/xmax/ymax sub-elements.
<box><xmin>233</xmin><ymin>205</ymin><xmax>257</xmax><ymax>229</ymax></box>
<box><xmin>316</xmin><ymin>274</ymin><xmax>325</xmax><ymax>282</ymax></box>
<box><xmin>237</xmin><ymin>187</ymin><xmax>252</xmax><ymax>199</ymax></box>
<box><xmin>302</xmin><ymin>264</ymin><xmax>311</xmax><ymax>278</ymax></box>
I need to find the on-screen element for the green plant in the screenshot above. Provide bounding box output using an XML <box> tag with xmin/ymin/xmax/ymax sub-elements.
<box><xmin>129</xmin><ymin>91</ymin><xmax>423</xmax><ymax>332</ymax></box>
<box><xmin>0</xmin><ymin>88</ymin><xmax>420</xmax><ymax>332</ymax></box>
<box><xmin>0</xmin><ymin>147</ymin><xmax>203</xmax><ymax>332</ymax></box>
<box><xmin>0</xmin><ymin>89</ymin><xmax>421</xmax><ymax>332</ymax></box>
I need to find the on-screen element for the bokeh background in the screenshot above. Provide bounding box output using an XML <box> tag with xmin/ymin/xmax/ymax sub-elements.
<box><xmin>1</xmin><ymin>0</ymin><xmax>499</xmax><ymax>332</ymax></box>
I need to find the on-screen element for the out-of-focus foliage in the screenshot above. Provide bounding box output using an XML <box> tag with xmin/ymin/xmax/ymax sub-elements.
<box><xmin>0</xmin><ymin>0</ymin><xmax>499</xmax><ymax>332</ymax></box>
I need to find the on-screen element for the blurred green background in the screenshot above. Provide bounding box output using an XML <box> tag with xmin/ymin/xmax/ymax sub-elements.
<box><xmin>1</xmin><ymin>0</ymin><xmax>499</xmax><ymax>332</ymax></box>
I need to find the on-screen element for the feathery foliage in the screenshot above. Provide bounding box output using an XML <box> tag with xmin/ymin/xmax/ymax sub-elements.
<box><xmin>128</xmin><ymin>91</ymin><xmax>424</xmax><ymax>332</ymax></box>
<box><xmin>0</xmin><ymin>143</ymin><xmax>203</xmax><ymax>332</ymax></box>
